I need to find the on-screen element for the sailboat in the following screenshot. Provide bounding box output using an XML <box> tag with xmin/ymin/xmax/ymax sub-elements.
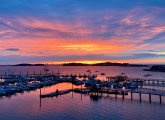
<box><xmin>44</xmin><ymin>63</ymin><xmax>49</xmax><ymax>75</ymax></box>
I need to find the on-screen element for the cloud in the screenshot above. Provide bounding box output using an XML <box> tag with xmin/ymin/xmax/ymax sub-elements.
<box><xmin>0</xmin><ymin>1</ymin><xmax>165</xmax><ymax>64</ymax></box>
<box><xmin>0</xmin><ymin>53</ymin><xmax>165</xmax><ymax>64</ymax></box>
<box><xmin>5</xmin><ymin>48</ymin><xmax>20</xmax><ymax>51</ymax></box>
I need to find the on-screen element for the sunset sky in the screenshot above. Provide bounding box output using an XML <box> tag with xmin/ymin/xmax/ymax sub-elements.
<box><xmin>0</xmin><ymin>0</ymin><xmax>165</xmax><ymax>64</ymax></box>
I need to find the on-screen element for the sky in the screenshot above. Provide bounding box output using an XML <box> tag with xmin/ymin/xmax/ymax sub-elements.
<box><xmin>0</xmin><ymin>0</ymin><xmax>165</xmax><ymax>64</ymax></box>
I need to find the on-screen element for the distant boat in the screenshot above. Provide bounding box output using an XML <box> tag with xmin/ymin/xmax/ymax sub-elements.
<box><xmin>44</xmin><ymin>63</ymin><xmax>49</xmax><ymax>72</ymax></box>
<box><xmin>144</xmin><ymin>74</ymin><xmax>152</xmax><ymax>77</ymax></box>
<box><xmin>86</xmin><ymin>69</ymin><xmax>91</xmax><ymax>73</ymax></box>
<box><xmin>121</xmin><ymin>72</ymin><xmax>125</xmax><ymax>75</ymax></box>
<box><xmin>100</xmin><ymin>73</ymin><xmax>106</xmax><ymax>75</ymax></box>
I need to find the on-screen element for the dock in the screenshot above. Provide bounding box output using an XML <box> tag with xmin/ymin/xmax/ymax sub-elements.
<box><xmin>0</xmin><ymin>72</ymin><xmax>165</xmax><ymax>103</ymax></box>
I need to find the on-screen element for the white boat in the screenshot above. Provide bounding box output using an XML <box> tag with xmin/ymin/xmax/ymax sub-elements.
<box><xmin>0</xmin><ymin>88</ymin><xmax>6</xmax><ymax>95</ymax></box>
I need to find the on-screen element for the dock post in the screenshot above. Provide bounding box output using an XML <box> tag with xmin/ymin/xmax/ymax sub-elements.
<box><xmin>131</xmin><ymin>92</ymin><xmax>133</xmax><ymax>100</ymax></box>
<box><xmin>115</xmin><ymin>94</ymin><xmax>117</xmax><ymax>99</ymax></box>
<box><xmin>122</xmin><ymin>93</ymin><xmax>124</xmax><ymax>100</ymax></box>
<box><xmin>159</xmin><ymin>95</ymin><xmax>162</xmax><ymax>104</ymax></box>
<box><xmin>39</xmin><ymin>88</ymin><xmax>42</xmax><ymax>109</ymax></box>
<box><xmin>149</xmin><ymin>94</ymin><xmax>151</xmax><ymax>103</ymax></box>
<box><xmin>40</xmin><ymin>88</ymin><xmax>41</xmax><ymax>96</ymax></box>
<box><xmin>139</xmin><ymin>93</ymin><xmax>142</xmax><ymax>102</ymax></box>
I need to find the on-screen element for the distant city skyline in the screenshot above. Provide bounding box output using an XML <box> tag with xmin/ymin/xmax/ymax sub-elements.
<box><xmin>0</xmin><ymin>0</ymin><xmax>165</xmax><ymax>64</ymax></box>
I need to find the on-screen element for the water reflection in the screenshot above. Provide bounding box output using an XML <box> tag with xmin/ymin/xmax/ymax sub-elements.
<box><xmin>0</xmin><ymin>65</ymin><xmax>165</xmax><ymax>120</ymax></box>
<box><xmin>90</xmin><ymin>94</ymin><xmax>102</xmax><ymax>102</ymax></box>
<box><xmin>38</xmin><ymin>83</ymin><xmax>165</xmax><ymax>104</ymax></box>
<box><xmin>0</xmin><ymin>82</ymin><xmax>165</xmax><ymax>120</ymax></box>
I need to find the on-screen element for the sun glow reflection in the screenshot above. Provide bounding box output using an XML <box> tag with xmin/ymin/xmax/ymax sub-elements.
<box><xmin>42</xmin><ymin>60</ymin><xmax>107</xmax><ymax>65</ymax></box>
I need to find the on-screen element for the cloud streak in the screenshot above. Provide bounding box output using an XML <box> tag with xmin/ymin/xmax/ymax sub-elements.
<box><xmin>0</xmin><ymin>53</ymin><xmax>165</xmax><ymax>64</ymax></box>
<box><xmin>0</xmin><ymin>0</ymin><xmax>165</xmax><ymax>64</ymax></box>
<box><xmin>5</xmin><ymin>48</ymin><xmax>20</xmax><ymax>51</ymax></box>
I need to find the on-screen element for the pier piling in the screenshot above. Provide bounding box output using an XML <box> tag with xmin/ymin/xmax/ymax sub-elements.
<box><xmin>131</xmin><ymin>92</ymin><xmax>133</xmax><ymax>100</ymax></box>
<box><xmin>139</xmin><ymin>93</ymin><xmax>142</xmax><ymax>102</ymax></box>
<box><xmin>159</xmin><ymin>95</ymin><xmax>162</xmax><ymax>104</ymax></box>
<box><xmin>149</xmin><ymin>94</ymin><xmax>151</xmax><ymax>103</ymax></box>
<box><xmin>122</xmin><ymin>93</ymin><xmax>124</xmax><ymax>100</ymax></box>
<box><xmin>115</xmin><ymin>94</ymin><xmax>117</xmax><ymax>99</ymax></box>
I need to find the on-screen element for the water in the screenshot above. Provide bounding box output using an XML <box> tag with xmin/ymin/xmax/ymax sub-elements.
<box><xmin>0</xmin><ymin>66</ymin><xmax>165</xmax><ymax>120</ymax></box>
<box><xmin>0</xmin><ymin>66</ymin><xmax>165</xmax><ymax>80</ymax></box>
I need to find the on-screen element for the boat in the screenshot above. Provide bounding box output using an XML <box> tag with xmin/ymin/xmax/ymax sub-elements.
<box><xmin>44</xmin><ymin>63</ymin><xmax>49</xmax><ymax>72</ymax></box>
<box><xmin>121</xmin><ymin>72</ymin><xmax>125</xmax><ymax>75</ymax></box>
<box><xmin>40</xmin><ymin>89</ymin><xmax>71</xmax><ymax>98</ymax></box>
<box><xmin>72</xmin><ymin>80</ymin><xmax>83</xmax><ymax>86</ymax></box>
<box><xmin>82</xmin><ymin>74</ymin><xmax>87</xmax><ymax>78</ymax></box>
<box><xmin>73</xmin><ymin>88</ymin><xmax>91</xmax><ymax>94</ymax></box>
<box><xmin>144</xmin><ymin>74</ymin><xmax>152</xmax><ymax>77</ymax></box>
<box><xmin>100</xmin><ymin>73</ymin><xmax>106</xmax><ymax>75</ymax></box>
<box><xmin>86</xmin><ymin>69</ymin><xmax>91</xmax><ymax>73</ymax></box>
<box><xmin>0</xmin><ymin>88</ymin><xmax>6</xmax><ymax>96</ymax></box>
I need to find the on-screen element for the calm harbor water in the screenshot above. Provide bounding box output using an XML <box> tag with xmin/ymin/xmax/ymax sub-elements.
<box><xmin>0</xmin><ymin>66</ymin><xmax>165</xmax><ymax>120</ymax></box>
<box><xmin>0</xmin><ymin>65</ymin><xmax>165</xmax><ymax>80</ymax></box>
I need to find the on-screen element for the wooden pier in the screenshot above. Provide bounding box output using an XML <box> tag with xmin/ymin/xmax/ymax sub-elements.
<box><xmin>142</xmin><ymin>79</ymin><xmax>165</xmax><ymax>87</ymax></box>
<box><xmin>106</xmin><ymin>76</ymin><xmax>165</xmax><ymax>87</ymax></box>
<box><xmin>128</xmin><ymin>88</ymin><xmax>165</xmax><ymax>103</ymax></box>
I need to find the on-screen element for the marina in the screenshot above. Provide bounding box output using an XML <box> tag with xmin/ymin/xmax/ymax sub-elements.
<box><xmin>0</xmin><ymin>66</ymin><xmax>165</xmax><ymax>120</ymax></box>
<box><xmin>1</xmin><ymin>0</ymin><xmax>165</xmax><ymax>120</ymax></box>
<box><xmin>0</xmin><ymin>66</ymin><xmax>165</xmax><ymax>104</ymax></box>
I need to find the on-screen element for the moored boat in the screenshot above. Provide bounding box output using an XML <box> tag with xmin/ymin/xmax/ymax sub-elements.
<box><xmin>40</xmin><ymin>89</ymin><xmax>71</xmax><ymax>98</ymax></box>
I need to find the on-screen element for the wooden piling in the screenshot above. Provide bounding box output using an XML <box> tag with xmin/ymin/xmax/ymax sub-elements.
<box><xmin>139</xmin><ymin>92</ymin><xmax>142</xmax><ymax>102</ymax></box>
<box><xmin>131</xmin><ymin>92</ymin><xmax>133</xmax><ymax>100</ymax></box>
<box><xmin>115</xmin><ymin>94</ymin><xmax>117</xmax><ymax>99</ymax></box>
<box><xmin>159</xmin><ymin>95</ymin><xmax>162</xmax><ymax>104</ymax></box>
<box><xmin>39</xmin><ymin>88</ymin><xmax>42</xmax><ymax>109</ymax></box>
<box><xmin>149</xmin><ymin>94</ymin><xmax>151</xmax><ymax>103</ymax></box>
<box><xmin>122</xmin><ymin>92</ymin><xmax>124</xmax><ymax>100</ymax></box>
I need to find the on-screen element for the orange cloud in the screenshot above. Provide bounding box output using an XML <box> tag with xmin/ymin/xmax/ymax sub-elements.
<box><xmin>0</xmin><ymin>36</ymin><xmax>134</xmax><ymax>56</ymax></box>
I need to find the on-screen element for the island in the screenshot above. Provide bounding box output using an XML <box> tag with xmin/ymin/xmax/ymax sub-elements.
<box><xmin>63</xmin><ymin>62</ymin><xmax>148</xmax><ymax>67</ymax></box>
<box><xmin>144</xmin><ymin>65</ymin><xmax>165</xmax><ymax>72</ymax></box>
<box><xmin>13</xmin><ymin>63</ymin><xmax>45</xmax><ymax>66</ymax></box>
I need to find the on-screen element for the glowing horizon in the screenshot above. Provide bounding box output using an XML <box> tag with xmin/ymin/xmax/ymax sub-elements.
<box><xmin>0</xmin><ymin>0</ymin><xmax>165</xmax><ymax>65</ymax></box>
